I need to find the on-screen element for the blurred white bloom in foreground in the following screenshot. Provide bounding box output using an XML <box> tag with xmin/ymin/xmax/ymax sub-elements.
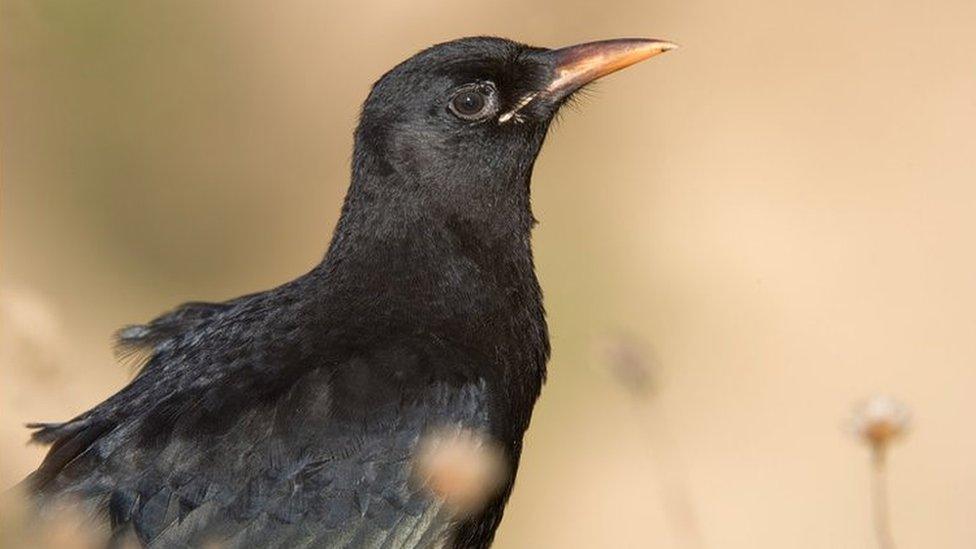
<box><xmin>0</xmin><ymin>490</ymin><xmax>136</xmax><ymax>549</ymax></box>
<box><xmin>412</xmin><ymin>426</ymin><xmax>507</xmax><ymax>517</ymax></box>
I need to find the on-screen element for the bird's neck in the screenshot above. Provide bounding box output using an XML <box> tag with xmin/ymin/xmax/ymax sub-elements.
<box><xmin>320</xmin><ymin>190</ymin><xmax>544</xmax><ymax>331</ymax></box>
<box><xmin>312</xmin><ymin>177</ymin><xmax>549</xmax><ymax>408</ymax></box>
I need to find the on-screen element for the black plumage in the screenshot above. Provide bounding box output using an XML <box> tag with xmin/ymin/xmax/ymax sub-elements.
<box><xmin>23</xmin><ymin>36</ymin><xmax>674</xmax><ymax>548</ymax></box>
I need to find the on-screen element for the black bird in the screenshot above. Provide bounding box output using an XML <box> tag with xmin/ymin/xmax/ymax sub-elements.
<box><xmin>23</xmin><ymin>36</ymin><xmax>674</xmax><ymax>548</ymax></box>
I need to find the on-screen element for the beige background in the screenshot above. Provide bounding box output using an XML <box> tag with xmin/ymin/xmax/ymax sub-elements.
<box><xmin>3</xmin><ymin>1</ymin><xmax>975</xmax><ymax>547</ymax></box>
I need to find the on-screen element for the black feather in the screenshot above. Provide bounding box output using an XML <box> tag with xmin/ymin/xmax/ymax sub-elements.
<box><xmin>113</xmin><ymin>300</ymin><xmax>233</xmax><ymax>372</ymax></box>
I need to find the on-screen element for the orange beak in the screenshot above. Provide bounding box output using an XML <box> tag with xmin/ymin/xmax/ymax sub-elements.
<box><xmin>544</xmin><ymin>38</ymin><xmax>677</xmax><ymax>98</ymax></box>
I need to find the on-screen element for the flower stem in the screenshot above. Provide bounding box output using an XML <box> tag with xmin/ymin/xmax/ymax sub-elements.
<box><xmin>632</xmin><ymin>399</ymin><xmax>704</xmax><ymax>549</ymax></box>
<box><xmin>870</xmin><ymin>444</ymin><xmax>896</xmax><ymax>549</ymax></box>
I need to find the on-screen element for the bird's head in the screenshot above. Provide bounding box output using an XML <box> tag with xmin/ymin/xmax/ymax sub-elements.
<box><xmin>324</xmin><ymin>36</ymin><xmax>675</xmax><ymax>373</ymax></box>
<box><xmin>344</xmin><ymin>36</ymin><xmax>674</xmax><ymax>241</ymax></box>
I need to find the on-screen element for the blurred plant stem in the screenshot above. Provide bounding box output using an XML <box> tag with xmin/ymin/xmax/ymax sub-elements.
<box><xmin>633</xmin><ymin>399</ymin><xmax>705</xmax><ymax>549</ymax></box>
<box><xmin>599</xmin><ymin>335</ymin><xmax>704</xmax><ymax>549</ymax></box>
<box><xmin>870</xmin><ymin>445</ymin><xmax>895</xmax><ymax>549</ymax></box>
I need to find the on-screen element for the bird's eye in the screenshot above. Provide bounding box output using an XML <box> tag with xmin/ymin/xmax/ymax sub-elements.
<box><xmin>449</xmin><ymin>83</ymin><xmax>496</xmax><ymax>121</ymax></box>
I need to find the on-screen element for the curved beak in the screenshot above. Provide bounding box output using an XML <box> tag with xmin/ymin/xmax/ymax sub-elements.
<box><xmin>543</xmin><ymin>38</ymin><xmax>677</xmax><ymax>100</ymax></box>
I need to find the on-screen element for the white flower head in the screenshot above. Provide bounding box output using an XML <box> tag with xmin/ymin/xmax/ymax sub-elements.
<box><xmin>849</xmin><ymin>395</ymin><xmax>911</xmax><ymax>447</ymax></box>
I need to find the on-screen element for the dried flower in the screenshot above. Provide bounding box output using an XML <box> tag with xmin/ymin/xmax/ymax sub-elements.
<box><xmin>849</xmin><ymin>395</ymin><xmax>911</xmax><ymax>449</ymax></box>
<box><xmin>595</xmin><ymin>333</ymin><xmax>657</xmax><ymax>398</ymax></box>
<box><xmin>847</xmin><ymin>395</ymin><xmax>912</xmax><ymax>549</ymax></box>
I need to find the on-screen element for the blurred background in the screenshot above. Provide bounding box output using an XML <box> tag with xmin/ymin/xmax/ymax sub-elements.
<box><xmin>3</xmin><ymin>1</ymin><xmax>975</xmax><ymax>547</ymax></box>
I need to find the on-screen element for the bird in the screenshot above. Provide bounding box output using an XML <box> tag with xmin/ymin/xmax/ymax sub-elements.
<box><xmin>21</xmin><ymin>35</ymin><xmax>675</xmax><ymax>548</ymax></box>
